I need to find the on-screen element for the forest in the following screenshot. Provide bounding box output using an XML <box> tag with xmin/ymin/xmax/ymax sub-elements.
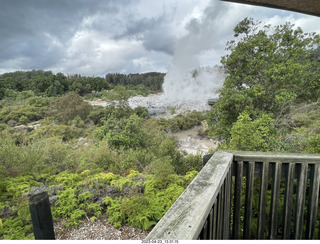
<box><xmin>1</xmin><ymin>18</ymin><xmax>320</xmax><ymax>239</ymax></box>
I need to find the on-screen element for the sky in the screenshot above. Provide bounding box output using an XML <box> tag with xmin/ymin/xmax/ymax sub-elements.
<box><xmin>1</xmin><ymin>0</ymin><xmax>320</xmax><ymax>77</ymax></box>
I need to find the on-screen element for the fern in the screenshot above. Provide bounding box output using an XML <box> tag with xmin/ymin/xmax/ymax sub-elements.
<box><xmin>78</xmin><ymin>191</ymin><xmax>93</xmax><ymax>202</ymax></box>
<box><xmin>66</xmin><ymin>209</ymin><xmax>86</xmax><ymax>228</ymax></box>
<box><xmin>111</xmin><ymin>178</ymin><xmax>133</xmax><ymax>191</ymax></box>
<box><xmin>105</xmin><ymin>197</ymin><xmax>123</xmax><ymax>228</ymax></box>
<box><xmin>86</xmin><ymin>203</ymin><xmax>103</xmax><ymax>217</ymax></box>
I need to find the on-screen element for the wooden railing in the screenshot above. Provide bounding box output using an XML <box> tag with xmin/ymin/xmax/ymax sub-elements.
<box><xmin>146</xmin><ymin>150</ymin><xmax>320</xmax><ymax>240</ymax></box>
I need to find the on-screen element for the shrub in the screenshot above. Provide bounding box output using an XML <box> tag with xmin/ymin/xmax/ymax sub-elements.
<box><xmin>52</xmin><ymin>92</ymin><xmax>92</xmax><ymax>124</ymax></box>
<box><xmin>227</xmin><ymin>111</ymin><xmax>281</xmax><ymax>152</ymax></box>
<box><xmin>19</xmin><ymin>116</ymin><xmax>29</xmax><ymax>125</ymax></box>
<box><xmin>94</xmin><ymin>114</ymin><xmax>147</xmax><ymax>149</ymax></box>
<box><xmin>1</xmin><ymin>105</ymin><xmax>45</xmax><ymax>123</ymax></box>
<box><xmin>28</xmin><ymin>124</ymin><xmax>82</xmax><ymax>142</ymax></box>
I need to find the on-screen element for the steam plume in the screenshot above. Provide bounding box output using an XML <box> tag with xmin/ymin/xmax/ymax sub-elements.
<box><xmin>161</xmin><ymin>1</ymin><xmax>228</xmax><ymax>105</ymax></box>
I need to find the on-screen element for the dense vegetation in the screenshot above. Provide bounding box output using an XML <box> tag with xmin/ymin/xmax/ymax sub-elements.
<box><xmin>105</xmin><ymin>72</ymin><xmax>165</xmax><ymax>93</ymax></box>
<box><xmin>0</xmin><ymin>75</ymin><xmax>202</xmax><ymax>239</ymax></box>
<box><xmin>207</xmin><ymin>18</ymin><xmax>320</xmax><ymax>153</ymax></box>
<box><xmin>0</xmin><ymin>70</ymin><xmax>164</xmax><ymax>99</ymax></box>
<box><xmin>1</xmin><ymin>18</ymin><xmax>320</xmax><ymax>240</ymax></box>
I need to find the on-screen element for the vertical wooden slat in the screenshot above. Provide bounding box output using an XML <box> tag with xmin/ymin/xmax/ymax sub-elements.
<box><xmin>223</xmin><ymin>177</ymin><xmax>228</xmax><ymax>239</ymax></box>
<box><xmin>208</xmin><ymin>208</ymin><xmax>213</xmax><ymax>239</ymax></box>
<box><xmin>258</xmin><ymin>161</ymin><xmax>269</xmax><ymax>239</ymax></box>
<box><xmin>212</xmin><ymin>200</ymin><xmax>218</xmax><ymax>240</ymax></box>
<box><xmin>216</xmin><ymin>192</ymin><xmax>222</xmax><ymax>239</ymax></box>
<box><xmin>283</xmin><ymin>163</ymin><xmax>295</xmax><ymax>239</ymax></box>
<box><xmin>270</xmin><ymin>162</ymin><xmax>281</xmax><ymax>239</ymax></box>
<box><xmin>244</xmin><ymin>161</ymin><xmax>255</xmax><ymax>239</ymax></box>
<box><xmin>233</xmin><ymin>161</ymin><xmax>243</xmax><ymax>239</ymax></box>
<box><xmin>295</xmin><ymin>163</ymin><xmax>308</xmax><ymax>239</ymax></box>
<box><xmin>219</xmin><ymin>181</ymin><xmax>225</xmax><ymax>239</ymax></box>
<box><xmin>306</xmin><ymin>164</ymin><xmax>320</xmax><ymax>239</ymax></box>
<box><xmin>201</xmin><ymin>220</ymin><xmax>208</xmax><ymax>239</ymax></box>
<box><xmin>223</xmin><ymin>170</ymin><xmax>232</xmax><ymax>239</ymax></box>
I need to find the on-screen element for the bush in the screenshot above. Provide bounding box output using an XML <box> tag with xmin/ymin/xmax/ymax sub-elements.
<box><xmin>52</xmin><ymin>92</ymin><xmax>92</xmax><ymax>124</ymax></box>
<box><xmin>305</xmin><ymin>134</ymin><xmax>320</xmax><ymax>153</ymax></box>
<box><xmin>1</xmin><ymin>105</ymin><xmax>46</xmax><ymax>123</ymax></box>
<box><xmin>94</xmin><ymin>114</ymin><xmax>147</xmax><ymax>149</ymax></box>
<box><xmin>28</xmin><ymin>124</ymin><xmax>82</xmax><ymax>142</ymax></box>
<box><xmin>19</xmin><ymin>116</ymin><xmax>29</xmax><ymax>125</ymax></box>
<box><xmin>226</xmin><ymin>111</ymin><xmax>281</xmax><ymax>152</ymax></box>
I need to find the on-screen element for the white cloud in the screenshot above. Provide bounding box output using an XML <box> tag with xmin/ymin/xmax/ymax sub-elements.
<box><xmin>1</xmin><ymin>0</ymin><xmax>320</xmax><ymax>76</ymax></box>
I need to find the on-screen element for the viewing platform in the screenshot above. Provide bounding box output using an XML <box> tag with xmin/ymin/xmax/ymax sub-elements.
<box><xmin>146</xmin><ymin>150</ymin><xmax>320</xmax><ymax>240</ymax></box>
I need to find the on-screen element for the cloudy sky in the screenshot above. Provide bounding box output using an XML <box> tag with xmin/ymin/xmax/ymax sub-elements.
<box><xmin>1</xmin><ymin>0</ymin><xmax>320</xmax><ymax>77</ymax></box>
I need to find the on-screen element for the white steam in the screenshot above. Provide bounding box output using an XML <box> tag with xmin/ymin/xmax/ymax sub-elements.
<box><xmin>130</xmin><ymin>1</ymin><xmax>233</xmax><ymax>114</ymax></box>
<box><xmin>160</xmin><ymin>1</ymin><xmax>228</xmax><ymax>106</ymax></box>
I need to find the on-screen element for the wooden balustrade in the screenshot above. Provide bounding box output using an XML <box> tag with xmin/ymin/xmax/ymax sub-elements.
<box><xmin>146</xmin><ymin>150</ymin><xmax>320</xmax><ymax>240</ymax></box>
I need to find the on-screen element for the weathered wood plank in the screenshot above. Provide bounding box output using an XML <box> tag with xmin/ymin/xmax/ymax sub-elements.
<box><xmin>218</xmin><ymin>181</ymin><xmax>225</xmax><ymax>239</ymax></box>
<box><xmin>223</xmin><ymin>170</ymin><xmax>232</xmax><ymax>239</ymax></box>
<box><xmin>231</xmin><ymin>150</ymin><xmax>320</xmax><ymax>163</ymax></box>
<box><xmin>258</xmin><ymin>161</ymin><xmax>269</xmax><ymax>239</ymax></box>
<box><xmin>146</xmin><ymin>150</ymin><xmax>233</xmax><ymax>240</ymax></box>
<box><xmin>283</xmin><ymin>163</ymin><xmax>294</xmax><ymax>239</ymax></box>
<box><xmin>201</xmin><ymin>220</ymin><xmax>208</xmax><ymax>239</ymax></box>
<box><xmin>232</xmin><ymin>161</ymin><xmax>243</xmax><ymax>239</ymax></box>
<box><xmin>244</xmin><ymin>161</ymin><xmax>255</xmax><ymax>239</ymax></box>
<box><xmin>216</xmin><ymin>192</ymin><xmax>222</xmax><ymax>239</ymax></box>
<box><xmin>212</xmin><ymin>200</ymin><xmax>218</xmax><ymax>239</ymax></box>
<box><xmin>269</xmin><ymin>162</ymin><xmax>281</xmax><ymax>239</ymax></box>
<box><xmin>208</xmin><ymin>208</ymin><xmax>213</xmax><ymax>239</ymax></box>
<box><xmin>306</xmin><ymin>164</ymin><xmax>320</xmax><ymax>239</ymax></box>
<box><xmin>295</xmin><ymin>163</ymin><xmax>308</xmax><ymax>239</ymax></box>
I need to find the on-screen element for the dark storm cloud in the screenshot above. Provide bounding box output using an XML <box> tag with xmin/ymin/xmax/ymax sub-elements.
<box><xmin>1</xmin><ymin>0</ymin><xmax>320</xmax><ymax>76</ymax></box>
<box><xmin>0</xmin><ymin>0</ymin><xmax>134</xmax><ymax>70</ymax></box>
<box><xmin>114</xmin><ymin>13</ymin><xmax>177</xmax><ymax>55</ymax></box>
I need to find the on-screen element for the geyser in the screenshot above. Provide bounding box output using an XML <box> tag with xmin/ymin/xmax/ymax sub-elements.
<box><xmin>159</xmin><ymin>1</ymin><xmax>227</xmax><ymax>109</ymax></box>
<box><xmin>130</xmin><ymin>1</ymin><xmax>229</xmax><ymax>115</ymax></box>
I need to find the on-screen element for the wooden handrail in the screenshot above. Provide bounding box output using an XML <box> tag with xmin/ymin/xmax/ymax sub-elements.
<box><xmin>146</xmin><ymin>150</ymin><xmax>320</xmax><ymax>240</ymax></box>
<box><xmin>145</xmin><ymin>150</ymin><xmax>233</xmax><ymax>240</ymax></box>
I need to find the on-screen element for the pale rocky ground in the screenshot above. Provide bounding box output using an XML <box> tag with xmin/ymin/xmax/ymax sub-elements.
<box><xmin>54</xmin><ymin>216</ymin><xmax>150</xmax><ymax>240</ymax></box>
<box><xmin>172</xmin><ymin>125</ymin><xmax>219</xmax><ymax>155</ymax></box>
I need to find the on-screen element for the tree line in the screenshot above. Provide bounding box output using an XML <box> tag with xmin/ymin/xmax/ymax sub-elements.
<box><xmin>0</xmin><ymin>70</ymin><xmax>165</xmax><ymax>99</ymax></box>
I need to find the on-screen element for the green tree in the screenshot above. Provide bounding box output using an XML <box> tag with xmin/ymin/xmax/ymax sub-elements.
<box><xmin>94</xmin><ymin>114</ymin><xmax>147</xmax><ymax>149</ymax></box>
<box><xmin>53</xmin><ymin>92</ymin><xmax>92</xmax><ymax>124</ymax></box>
<box><xmin>226</xmin><ymin>111</ymin><xmax>280</xmax><ymax>152</ymax></box>
<box><xmin>208</xmin><ymin>18</ymin><xmax>320</xmax><ymax>140</ymax></box>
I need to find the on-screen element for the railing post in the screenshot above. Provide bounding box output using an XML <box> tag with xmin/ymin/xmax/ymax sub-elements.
<box><xmin>203</xmin><ymin>154</ymin><xmax>213</xmax><ymax>167</ymax></box>
<box><xmin>29</xmin><ymin>192</ymin><xmax>55</xmax><ymax>240</ymax></box>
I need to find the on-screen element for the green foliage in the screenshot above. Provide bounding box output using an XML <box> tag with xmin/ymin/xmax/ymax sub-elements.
<box><xmin>0</xmin><ymin>133</ymin><xmax>72</xmax><ymax>177</ymax></box>
<box><xmin>101</xmin><ymin>85</ymin><xmax>145</xmax><ymax>101</ymax></box>
<box><xmin>0</xmin><ymin>175</ymin><xmax>45</xmax><ymax>239</ymax></box>
<box><xmin>226</xmin><ymin>111</ymin><xmax>281</xmax><ymax>152</ymax></box>
<box><xmin>0</xmin><ymin>104</ymin><xmax>46</xmax><ymax>124</ymax></box>
<box><xmin>105</xmin><ymin>72</ymin><xmax>164</xmax><ymax>93</ymax></box>
<box><xmin>52</xmin><ymin>92</ymin><xmax>92</xmax><ymax>124</ymax></box>
<box><xmin>304</xmin><ymin>134</ymin><xmax>320</xmax><ymax>153</ymax></box>
<box><xmin>208</xmin><ymin>18</ymin><xmax>320</xmax><ymax>140</ymax></box>
<box><xmin>95</xmin><ymin>114</ymin><xmax>147</xmax><ymax>149</ymax></box>
<box><xmin>0</xmin><ymin>70</ymin><xmax>111</xmax><ymax>98</ymax></box>
<box><xmin>104</xmin><ymin>197</ymin><xmax>123</xmax><ymax>228</ymax></box>
<box><xmin>104</xmin><ymin>170</ymin><xmax>195</xmax><ymax>230</ymax></box>
<box><xmin>1</xmin><ymin>164</ymin><xmax>198</xmax><ymax>239</ymax></box>
<box><xmin>88</xmin><ymin>106</ymin><xmax>106</xmax><ymax>125</ymax></box>
<box><xmin>150</xmin><ymin>111</ymin><xmax>206</xmax><ymax>133</ymax></box>
<box><xmin>28</xmin><ymin>124</ymin><xmax>83</xmax><ymax>142</ymax></box>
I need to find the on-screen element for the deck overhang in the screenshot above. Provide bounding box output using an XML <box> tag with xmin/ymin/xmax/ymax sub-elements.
<box><xmin>221</xmin><ymin>0</ymin><xmax>320</xmax><ymax>17</ymax></box>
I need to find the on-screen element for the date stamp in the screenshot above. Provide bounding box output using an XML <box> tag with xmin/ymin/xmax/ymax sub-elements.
<box><xmin>141</xmin><ymin>240</ymin><xmax>179</xmax><ymax>244</ymax></box>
